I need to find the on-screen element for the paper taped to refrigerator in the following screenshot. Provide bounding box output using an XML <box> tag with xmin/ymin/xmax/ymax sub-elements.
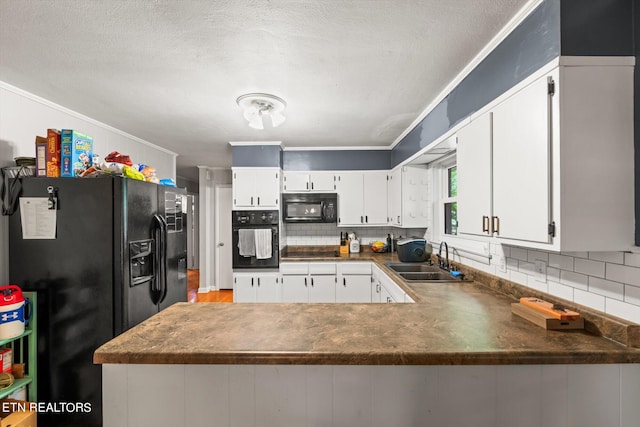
<box><xmin>19</xmin><ymin>197</ymin><xmax>56</xmax><ymax>239</ymax></box>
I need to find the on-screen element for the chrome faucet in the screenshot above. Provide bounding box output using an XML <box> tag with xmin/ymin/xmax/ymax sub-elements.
<box><xmin>438</xmin><ymin>241</ymin><xmax>449</xmax><ymax>270</ymax></box>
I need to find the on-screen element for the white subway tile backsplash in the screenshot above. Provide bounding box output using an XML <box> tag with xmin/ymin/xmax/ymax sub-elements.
<box><xmin>606</xmin><ymin>298</ymin><xmax>640</xmax><ymax>324</ymax></box>
<box><xmin>560</xmin><ymin>271</ymin><xmax>588</xmax><ymax>291</ymax></box>
<box><xmin>606</xmin><ymin>263</ymin><xmax>640</xmax><ymax>287</ymax></box>
<box><xmin>527</xmin><ymin>250</ymin><xmax>548</xmax><ymax>263</ymax></box>
<box><xmin>526</xmin><ymin>276</ymin><xmax>548</xmax><ymax>293</ymax></box>
<box><xmin>588</xmin><ymin>277</ymin><xmax>624</xmax><ymax>301</ymax></box>
<box><xmin>510</xmin><ymin>247</ymin><xmax>528</xmax><ymax>262</ymax></box>
<box><xmin>549</xmin><ymin>254</ymin><xmax>574</xmax><ymax>271</ymax></box>
<box><xmin>518</xmin><ymin>261</ymin><xmax>536</xmax><ymax>275</ymax></box>
<box><xmin>562</xmin><ymin>251</ymin><xmax>589</xmax><ymax>259</ymax></box>
<box><xmin>624</xmin><ymin>252</ymin><xmax>640</xmax><ymax>268</ymax></box>
<box><xmin>574</xmin><ymin>258</ymin><xmax>605</xmax><ymax>279</ymax></box>
<box><xmin>574</xmin><ymin>289</ymin><xmax>605</xmax><ymax>311</ymax></box>
<box><xmin>548</xmin><ymin>281</ymin><xmax>574</xmax><ymax>302</ymax></box>
<box><xmin>509</xmin><ymin>270</ymin><xmax>529</xmax><ymax>286</ymax></box>
<box><xmin>546</xmin><ymin>267</ymin><xmax>561</xmax><ymax>282</ymax></box>
<box><xmin>624</xmin><ymin>285</ymin><xmax>640</xmax><ymax>307</ymax></box>
<box><xmin>589</xmin><ymin>252</ymin><xmax>624</xmax><ymax>264</ymax></box>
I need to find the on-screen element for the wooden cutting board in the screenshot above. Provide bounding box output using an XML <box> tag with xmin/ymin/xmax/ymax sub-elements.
<box><xmin>511</xmin><ymin>303</ymin><xmax>584</xmax><ymax>330</ymax></box>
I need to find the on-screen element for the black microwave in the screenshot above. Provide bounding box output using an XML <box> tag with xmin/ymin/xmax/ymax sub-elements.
<box><xmin>282</xmin><ymin>193</ymin><xmax>338</xmax><ymax>223</ymax></box>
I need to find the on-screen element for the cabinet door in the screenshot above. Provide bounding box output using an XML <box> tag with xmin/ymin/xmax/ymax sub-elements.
<box><xmin>401</xmin><ymin>166</ymin><xmax>430</xmax><ymax>228</ymax></box>
<box><xmin>233</xmin><ymin>171</ymin><xmax>256</xmax><ymax>208</ymax></box>
<box><xmin>233</xmin><ymin>274</ymin><xmax>256</xmax><ymax>302</ymax></box>
<box><xmin>387</xmin><ymin>170</ymin><xmax>402</xmax><ymax>226</ymax></box>
<box><xmin>492</xmin><ymin>75</ymin><xmax>551</xmax><ymax>243</ymax></box>
<box><xmin>336</xmin><ymin>174</ymin><xmax>364</xmax><ymax>225</ymax></box>
<box><xmin>281</xmin><ymin>275</ymin><xmax>309</xmax><ymax>302</ymax></box>
<box><xmin>255</xmin><ymin>274</ymin><xmax>280</xmax><ymax>303</ymax></box>
<box><xmin>457</xmin><ymin>112</ymin><xmax>493</xmax><ymax>236</ymax></box>
<box><xmin>309</xmin><ymin>173</ymin><xmax>336</xmax><ymax>192</ymax></box>
<box><xmin>363</xmin><ymin>172</ymin><xmax>388</xmax><ymax>225</ymax></box>
<box><xmin>380</xmin><ymin>286</ymin><xmax>396</xmax><ymax>303</ymax></box>
<box><xmin>309</xmin><ymin>275</ymin><xmax>336</xmax><ymax>303</ymax></box>
<box><xmin>371</xmin><ymin>280</ymin><xmax>382</xmax><ymax>303</ymax></box>
<box><xmin>283</xmin><ymin>172</ymin><xmax>310</xmax><ymax>192</ymax></box>
<box><xmin>336</xmin><ymin>275</ymin><xmax>371</xmax><ymax>303</ymax></box>
<box><xmin>254</xmin><ymin>169</ymin><xmax>280</xmax><ymax>208</ymax></box>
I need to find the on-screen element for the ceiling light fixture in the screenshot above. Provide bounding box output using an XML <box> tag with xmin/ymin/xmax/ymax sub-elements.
<box><xmin>236</xmin><ymin>93</ymin><xmax>287</xmax><ymax>130</ymax></box>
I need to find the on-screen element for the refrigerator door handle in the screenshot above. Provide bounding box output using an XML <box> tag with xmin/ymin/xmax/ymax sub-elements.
<box><xmin>157</xmin><ymin>214</ymin><xmax>169</xmax><ymax>304</ymax></box>
<box><xmin>150</xmin><ymin>214</ymin><xmax>164</xmax><ymax>304</ymax></box>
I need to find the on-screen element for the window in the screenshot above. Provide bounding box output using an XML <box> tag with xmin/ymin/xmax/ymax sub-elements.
<box><xmin>443</xmin><ymin>165</ymin><xmax>457</xmax><ymax>235</ymax></box>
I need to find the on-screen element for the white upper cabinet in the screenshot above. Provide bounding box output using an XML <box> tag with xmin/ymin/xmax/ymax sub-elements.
<box><xmin>455</xmin><ymin>59</ymin><xmax>634</xmax><ymax>251</ymax></box>
<box><xmin>282</xmin><ymin>172</ymin><xmax>336</xmax><ymax>192</ymax></box>
<box><xmin>388</xmin><ymin>165</ymin><xmax>429</xmax><ymax>228</ymax></box>
<box><xmin>232</xmin><ymin>168</ymin><xmax>280</xmax><ymax>210</ymax></box>
<box><xmin>492</xmin><ymin>74</ymin><xmax>551</xmax><ymax>243</ymax></box>
<box><xmin>457</xmin><ymin>112</ymin><xmax>493</xmax><ymax>236</ymax></box>
<box><xmin>336</xmin><ymin>172</ymin><xmax>388</xmax><ymax>226</ymax></box>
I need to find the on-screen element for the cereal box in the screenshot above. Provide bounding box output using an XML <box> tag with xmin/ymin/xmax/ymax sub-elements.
<box><xmin>60</xmin><ymin>129</ymin><xmax>93</xmax><ymax>177</ymax></box>
<box><xmin>46</xmin><ymin>129</ymin><xmax>61</xmax><ymax>177</ymax></box>
<box><xmin>34</xmin><ymin>136</ymin><xmax>47</xmax><ymax>177</ymax></box>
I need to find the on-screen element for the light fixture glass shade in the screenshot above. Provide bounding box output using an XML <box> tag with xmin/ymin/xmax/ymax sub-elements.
<box><xmin>236</xmin><ymin>93</ymin><xmax>286</xmax><ymax>130</ymax></box>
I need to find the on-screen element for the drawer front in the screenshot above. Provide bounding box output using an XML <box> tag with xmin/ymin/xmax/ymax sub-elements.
<box><xmin>308</xmin><ymin>262</ymin><xmax>337</xmax><ymax>275</ymax></box>
<box><xmin>280</xmin><ymin>262</ymin><xmax>309</xmax><ymax>275</ymax></box>
<box><xmin>339</xmin><ymin>262</ymin><xmax>372</xmax><ymax>275</ymax></box>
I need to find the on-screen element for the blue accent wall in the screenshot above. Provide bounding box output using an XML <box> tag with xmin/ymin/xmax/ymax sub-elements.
<box><xmin>231</xmin><ymin>145</ymin><xmax>281</xmax><ymax>167</ymax></box>
<box><xmin>391</xmin><ymin>0</ymin><xmax>561</xmax><ymax>167</ymax></box>
<box><xmin>283</xmin><ymin>150</ymin><xmax>390</xmax><ymax>171</ymax></box>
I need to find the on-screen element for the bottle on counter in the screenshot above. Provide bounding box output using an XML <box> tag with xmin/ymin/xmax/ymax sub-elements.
<box><xmin>386</xmin><ymin>234</ymin><xmax>392</xmax><ymax>252</ymax></box>
<box><xmin>340</xmin><ymin>232</ymin><xmax>349</xmax><ymax>255</ymax></box>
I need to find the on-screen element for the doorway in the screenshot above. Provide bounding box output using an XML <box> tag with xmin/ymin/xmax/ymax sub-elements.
<box><xmin>215</xmin><ymin>185</ymin><xmax>233</xmax><ymax>290</ymax></box>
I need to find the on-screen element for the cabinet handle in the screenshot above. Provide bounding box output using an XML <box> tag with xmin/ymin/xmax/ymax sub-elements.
<box><xmin>492</xmin><ymin>216</ymin><xmax>500</xmax><ymax>235</ymax></box>
<box><xmin>311</xmin><ymin>182</ymin><xmax>314</xmax><ymax>190</ymax></box>
<box><xmin>343</xmin><ymin>278</ymin><xmax>346</xmax><ymax>287</ymax></box>
<box><xmin>305</xmin><ymin>277</ymin><xmax>308</xmax><ymax>287</ymax></box>
<box><xmin>306</xmin><ymin>182</ymin><xmax>309</xmax><ymax>190</ymax></box>
<box><xmin>361</xmin><ymin>216</ymin><xmax>363</xmax><ymax>223</ymax></box>
<box><xmin>257</xmin><ymin>197</ymin><xmax>260</xmax><ymax>205</ymax></box>
<box><xmin>311</xmin><ymin>278</ymin><xmax>314</xmax><ymax>287</ymax></box>
<box><xmin>251</xmin><ymin>196</ymin><xmax>254</xmax><ymax>205</ymax></box>
<box><xmin>257</xmin><ymin>277</ymin><xmax>260</xmax><ymax>287</ymax></box>
<box><xmin>365</xmin><ymin>215</ymin><xmax>368</xmax><ymax>223</ymax></box>
<box><xmin>397</xmin><ymin>216</ymin><xmax>400</xmax><ymax>223</ymax></box>
<box><xmin>251</xmin><ymin>278</ymin><xmax>254</xmax><ymax>287</ymax></box>
<box><xmin>482</xmin><ymin>216</ymin><xmax>490</xmax><ymax>233</ymax></box>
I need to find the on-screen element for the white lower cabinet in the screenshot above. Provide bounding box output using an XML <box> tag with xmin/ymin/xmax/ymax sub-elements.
<box><xmin>241</xmin><ymin>262</ymin><xmax>414</xmax><ymax>304</ymax></box>
<box><xmin>280</xmin><ymin>262</ymin><xmax>337</xmax><ymax>303</ymax></box>
<box><xmin>233</xmin><ymin>272</ymin><xmax>280</xmax><ymax>303</ymax></box>
<box><xmin>336</xmin><ymin>262</ymin><xmax>372</xmax><ymax>303</ymax></box>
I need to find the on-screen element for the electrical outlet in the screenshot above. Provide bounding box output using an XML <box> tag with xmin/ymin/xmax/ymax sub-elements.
<box><xmin>534</xmin><ymin>260</ymin><xmax>547</xmax><ymax>282</ymax></box>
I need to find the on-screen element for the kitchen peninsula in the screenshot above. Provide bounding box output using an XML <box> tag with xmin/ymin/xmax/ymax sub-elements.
<box><xmin>95</xmin><ymin>252</ymin><xmax>640</xmax><ymax>427</ymax></box>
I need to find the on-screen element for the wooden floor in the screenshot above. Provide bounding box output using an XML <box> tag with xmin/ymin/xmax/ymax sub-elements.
<box><xmin>187</xmin><ymin>269</ymin><xmax>233</xmax><ymax>303</ymax></box>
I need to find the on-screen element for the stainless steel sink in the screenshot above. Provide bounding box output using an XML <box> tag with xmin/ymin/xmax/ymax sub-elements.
<box><xmin>385</xmin><ymin>262</ymin><xmax>467</xmax><ymax>282</ymax></box>
<box><xmin>385</xmin><ymin>263</ymin><xmax>442</xmax><ymax>273</ymax></box>
<box><xmin>398</xmin><ymin>272</ymin><xmax>462</xmax><ymax>282</ymax></box>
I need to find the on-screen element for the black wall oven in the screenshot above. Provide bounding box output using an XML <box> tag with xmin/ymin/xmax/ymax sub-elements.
<box><xmin>282</xmin><ymin>193</ymin><xmax>337</xmax><ymax>223</ymax></box>
<box><xmin>232</xmin><ymin>210</ymin><xmax>279</xmax><ymax>269</ymax></box>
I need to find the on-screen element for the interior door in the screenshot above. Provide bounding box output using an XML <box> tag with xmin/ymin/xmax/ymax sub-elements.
<box><xmin>215</xmin><ymin>185</ymin><xmax>233</xmax><ymax>290</ymax></box>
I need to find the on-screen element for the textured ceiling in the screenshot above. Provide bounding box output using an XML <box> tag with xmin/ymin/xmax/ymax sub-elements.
<box><xmin>0</xmin><ymin>0</ymin><xmax>530</xmax><ymax>180</ymax></box>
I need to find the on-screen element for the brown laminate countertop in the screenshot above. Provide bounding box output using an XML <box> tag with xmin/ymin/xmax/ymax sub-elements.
<box><xmin>94</xmin><ymin>247</ymin><xmax>640</xmax><ymax>365</ymax></box>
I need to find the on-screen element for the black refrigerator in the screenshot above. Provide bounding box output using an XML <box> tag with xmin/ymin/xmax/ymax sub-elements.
<box><xmin>8</xmin><ymin>175</ymin><xmax>188</xmax><ymax>427</ymax></box>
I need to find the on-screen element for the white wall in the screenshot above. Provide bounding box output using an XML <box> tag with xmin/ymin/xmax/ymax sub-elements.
<box><xmin>0</xmin><ymin>82</ymin><xmax>178</xmax><ymax>283</ymax></box>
